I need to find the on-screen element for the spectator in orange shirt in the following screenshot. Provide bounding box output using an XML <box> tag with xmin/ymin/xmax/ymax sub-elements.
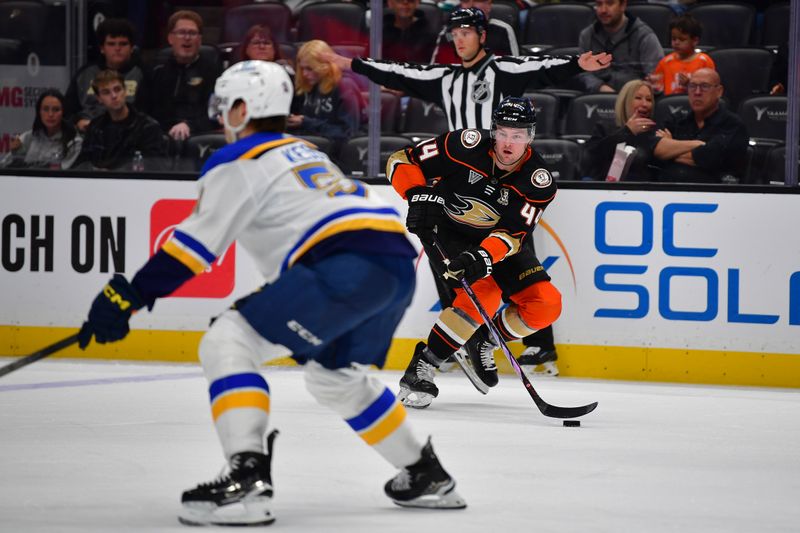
<box><xmin>649</xmin><ymin>14</ymin><xmax>714</xmax><ymax>95</ymax></box>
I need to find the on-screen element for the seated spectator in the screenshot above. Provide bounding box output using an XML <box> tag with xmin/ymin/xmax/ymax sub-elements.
<box><xmin>65</xmin><ymin>19</ymin><xmax>149</xmax><ymax>133</ymax></box>
<box><xmin>149</xmin><ymin>10</ymin><xmax>221</xmax><ymax>141</ymax></box>
<box><xmin>235</xmin><ymin>24</ymin><xmax>294</xmax><ymax>76</ymax></box>
<box><xmin>74</xmin><ymin>70</ymin><xmax>167</xmax><ymax>171</ymax></box>
<box><xmin>648</xmin><ymin>14</ymin><xmax>714</xmax><ymax>95</ymax></box>
<box><xmin>584</xmin><ymin>79</ymin><xmax>658</xmax><ymax>181</ymax></box>
<box><xmin>577</xmin><ymin>0</ymin><xmax>663</xmax><ymax>93</ymax></box>
<box><xmin>383</xmin><ymin>0</ymin><xmax>437</xmax><ymax>63</ymax></box>
<box><xmin>654</xmin><ymin>68</ymin><xmax>748</xmax><ymax>183</ymax></box>
<box><xmin>288</xmin><ymin>40</ymin><xmax>363</xmax><ymax>158</ymax></box>
<box><xmin>6</xmin><ymin>89</ymin><xmax>82</xmax><ymax>169</ymax></box>
<box><xmin>431</xmin><ymin>0</ymin><xmax>518</xmax><ymax>63</ymax></box>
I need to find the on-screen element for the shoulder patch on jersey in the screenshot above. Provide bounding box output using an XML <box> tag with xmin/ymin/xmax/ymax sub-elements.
<box><xmin>531</xmin><ymin>168</ymin><xmax>553</xmax><ymax>188</ymax></box>
<box><xmin>460</xmin><ymin>129</ymin><xmax>482</xmax><ymax>149</ymax></box>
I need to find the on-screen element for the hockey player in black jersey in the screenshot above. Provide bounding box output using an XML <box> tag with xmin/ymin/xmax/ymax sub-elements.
<box><xmin>387</xmin><ymin>97</ymin><xmax>563</xmax><ymax>408</ymax></box>
<box><xmin>323</xmin><ymin>8</ymin><xmax>608</xmax><ymax>382</ymax></box>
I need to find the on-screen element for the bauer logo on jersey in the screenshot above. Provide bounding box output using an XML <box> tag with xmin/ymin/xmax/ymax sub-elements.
<box><xmin>150</xmin><ymin>199</ymin><xmax>236</xmax><ymax>298</ymax></box>
<box><xmin>531</xmin><ymin>168</ymin><xmax>553</xmax><ymax>188</ymax></box>
<box><xmin>461</xmin><ymin>129</ymin><xmax>482</xmax><ymax>148</ymax></box>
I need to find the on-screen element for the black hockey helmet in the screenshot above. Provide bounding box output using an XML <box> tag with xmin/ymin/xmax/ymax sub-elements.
<box><xmin>491</xmin><ymin>97</ymin><xmax>537</xmax><ymax>142</ymax></box>
<box><xmin>447</xmin><ymin>7</ymin><xmax>489</xmax><ymax>35</ymax></box>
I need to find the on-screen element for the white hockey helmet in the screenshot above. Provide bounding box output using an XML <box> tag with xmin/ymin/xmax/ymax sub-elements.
<box><xmin>209</xmin><ymin>60</ymin><xmax>293</xmax><ymax>134</ymax></box>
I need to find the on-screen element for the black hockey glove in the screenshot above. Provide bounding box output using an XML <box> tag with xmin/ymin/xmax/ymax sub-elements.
<box><xmin>443</xmin><ymin>247</ymin><xmax>493</xmax><ymax>285</ymax></box>
<box><xmin>405</xmin><ymin>186</ymin><xmax>445</xmax><ymax>242</ymax></box>
<box><xmin>78</xmin><ymin>274</ymin><xmax>145</xmax><ymax>349</ymax></box>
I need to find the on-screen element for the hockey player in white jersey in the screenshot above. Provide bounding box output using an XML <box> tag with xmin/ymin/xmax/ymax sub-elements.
<box><xmin>77</xmin><ymin>60</ymin><xmax>466</xmax><ymax>526</ymax></box>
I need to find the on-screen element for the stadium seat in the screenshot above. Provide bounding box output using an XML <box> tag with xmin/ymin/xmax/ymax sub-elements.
<box><xmin>626</xmin><ymin>3</ymin><xmax>672</xmax><ymax>48</ymax></box>
<box><xmin>688</xmin><ymin>2</ymin><xmax>755</xmax><ymax>48</ymax></box>
<box><xmin>402</xmin><ymin>97</ymin><xmax>449</xmax><ymax>138</ymax></box>
<box><xmin>708</xmin><ymin>47</ymin><xmax>773</xmax><ymax>109</ymax></box>
<box><xmin>762</xmin><ymin>144</ymin><xmax>799</xmax><ymax>185</ymax></box>
<box><xmin>296</xmin><ymin>2</ymin><xmax>367</xmax><ymax>46</ymax></box>
<box><xmin>532</xmin><ymin>138</ymin><xmax>583</xmax><ymax>181</ymax></box>
<box><xmin>296</xmin><ymin>135</ymin><xmax>334</xmax><ymax>157</ymax></box>
<box><xmin>179</xmin><ymin>133</ymin><xmax>227</xmax><ymax>172</ymax></box>
<box><xmin>654</xmin><ymin>94</ymin><xmax>690</xmax><ymax>128</ymax></box>
<box><xmin>220</xmin><ymin>3</ymin><xmax>293</xmax><ymax>45</ymax></box>
<box><xmin>562</xmin><ymin>94</ymin><xmax>618</xmax><ymax>143</ymax></box>
<box><xmin>337</xmin><ymin>135</ymin><xmax>413</xmax><ymax>178</ymax></box>
<box><xmin>415</xmin><ymin>2</ymin><xmax>444</xmax><ymax>41</ymax></box>
<box><xmin>738</xmin><ymin>96</ymin><xmax>787</xmax><ymax>146</ymax></box>
<box><xmin>0</xmin><ymin>1</ymin><xmax>46</xmax><ymax>44</ymax></box>
<box><xmin>361</xmin><ymin>91</ymin><xmax>403</xmax><ymax>134</ymax></box>
<box><xmin>760</xmin><ymin>1</ymin><xmax>790</xmax><ymax>48</ymax></box>
<box><xmin>523</xmin><ymin>4</ymin><xmax>594</xmax><ymax>50</ymax></box>
<box><xmin>524</xmin><ymin>91</ymin><xmax>559</xmax><ymax>139</ymax></box>
<box><xmin>490</xmin><ymin>1</ymin><xmax>521</xmax><ymax>40</ymax></box>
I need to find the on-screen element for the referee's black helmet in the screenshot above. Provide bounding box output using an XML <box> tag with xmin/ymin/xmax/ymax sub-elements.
<box><xmin>447</xmin><ymin>7</ymin><xmax>489</xmax><ymax>35</ymax></box>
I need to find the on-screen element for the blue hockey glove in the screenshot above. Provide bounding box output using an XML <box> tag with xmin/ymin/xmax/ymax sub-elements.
<box><xmin>405</xmin><ymin>186</ymin><xmax>445</xmax><ymax>242</ymax></box>
<box><xmin>78</xmin><ymin>274</ymin><xmax>145</xmax><ymax>349</ymax></box>
<box><xmin>443</xmin><ymin>247</ymin><xmax>493</xmax><ymax>285</ymax></box>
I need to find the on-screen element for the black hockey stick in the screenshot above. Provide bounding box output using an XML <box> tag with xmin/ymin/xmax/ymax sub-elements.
<box><xmin>0</xmin><ymin>333</ymin><xmax>80</xmax><ymax>379</ymax></box>
<box><xmin>431</xmin><ymin>235</ymin><xmax>598</xmax><ymax>419</ymax></box>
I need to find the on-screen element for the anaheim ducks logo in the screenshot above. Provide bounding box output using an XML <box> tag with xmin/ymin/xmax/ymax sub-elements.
<box><xmin>445</xmin><ymin>193</ymin><xmax>500</xmax><ymax>228</ymax></box>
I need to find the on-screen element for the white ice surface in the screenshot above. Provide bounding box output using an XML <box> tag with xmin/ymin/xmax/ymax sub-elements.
<box><xmin>0</xmin><ymin>359</ymin><xmax>798</xmax><ymax>533</ymax></box>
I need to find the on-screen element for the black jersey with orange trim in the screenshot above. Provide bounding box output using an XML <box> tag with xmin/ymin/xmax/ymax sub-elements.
<box><xmin>404</xmin><ymin>128</ymin><xmax>556</xmax><ymax>262</ymax></box>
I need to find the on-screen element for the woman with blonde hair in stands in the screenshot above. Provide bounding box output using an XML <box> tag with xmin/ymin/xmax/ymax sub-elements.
<box><xmin>584</xmin><ymin>79</ymin><xmax>660</xmax><ymax>181</ymax></box>
<box><xmin>287</xmin><ymin>39</ymin><xmax>363</xmax><ymax>158</ymax></box>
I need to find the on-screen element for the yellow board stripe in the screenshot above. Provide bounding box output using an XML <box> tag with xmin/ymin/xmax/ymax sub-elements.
<box><xmin>239</xmin><ymin>138</ymin><xmax>300</xmax><ymax>160</ymax></box>
<box><xmin>211</xmin><ymin>390</ymin><xmax>270</xmax><ymax>421</ymax></box>
<box><xmin>359</xmin><ymin>402</ymin><xmax>407</xmax><ymax>445</ymax></box>
<box><xmin>288</xmin><ymin>218</ymin><xmax>406</xmax><ymax>267</ymax></box>
<box><xmin>2</xmin><ymin>326</ymin><xmax>798</xmax><ymax>388</ymax></box>
<box><xmin>162</xmin><ymin>240</ymin><xmax>207</xmax><ymax>274</ymax></box>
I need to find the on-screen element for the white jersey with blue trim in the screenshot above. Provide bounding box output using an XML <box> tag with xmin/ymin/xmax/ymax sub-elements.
<box><xmin>161</xmin><ymin>132</ymin><xmax>410</xmax><ymax>283</ymax></box>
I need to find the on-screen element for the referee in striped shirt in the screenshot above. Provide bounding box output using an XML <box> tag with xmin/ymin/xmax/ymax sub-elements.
<box><xmin>323</xmin><ymin>7</ymin><xmax>612</xmax><ymax>131</ymax></box>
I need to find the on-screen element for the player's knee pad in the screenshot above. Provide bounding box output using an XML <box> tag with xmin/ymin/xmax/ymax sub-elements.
<box><xmin>504</xmin><ymin>281</ymin><xmax>562</xmax><ymax>335</ymax></box>
<box><xmin>451</xmin><ymin>276</ymin><xmax>502</xmax><ymax>324</ymax></box>
<box><xmin>304</xmin><ymin>360</ymin><xmax>386</xmax><ymax>418</ymax></box>
<box><xmin>199</xmin><ymin>311</ymin><xmax>290</xmax><ymax>382</ymax></box>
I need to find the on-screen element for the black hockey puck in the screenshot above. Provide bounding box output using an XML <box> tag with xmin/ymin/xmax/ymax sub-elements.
<box><xmin>563</xmin><ymin>420</ymin><xmax>580</xmax><ymax>427</ymax></box>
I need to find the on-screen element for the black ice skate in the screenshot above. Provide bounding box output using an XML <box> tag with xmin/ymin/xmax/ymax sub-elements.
<box><xmin>518</xmin><ymin>347</ymin><xmax>559</xmax><ymax>377</ymax></box>
<box><xmin>397</xmin><ymin>342</ymin><xmax>439</xmax><ymax>409</ymax></box>
<box><xmin>179</xmin><ymin>430</ymin><xmax>278</xmax><ymax>527</ymax></box>
<box><xmin>385</xmin><ymin>438</ymin><xmax>467</xmax><ymax>509</ymax></box>
<box><xmin>464</xmin><ymin>330</ymin><xmax>499</xmax><ymax>387</ymax></box>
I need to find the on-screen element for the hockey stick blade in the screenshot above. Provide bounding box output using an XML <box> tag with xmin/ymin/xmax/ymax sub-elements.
<box><xmin>0</xmin><ymin>333</ymin><xmax>80</xmax><ymax>379</ymax></box>
<box><xmin>430</xmin><ymin>235</ymin><xmax>597</xmax><ymax>419</ymax></box>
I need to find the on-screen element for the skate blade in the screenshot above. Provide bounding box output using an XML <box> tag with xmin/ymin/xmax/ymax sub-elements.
<box><xmin>521</xmin><ymin>361</ymin><xmax>559</xmax><ymax>377</ymax></box>
<box><xmin>451</xmin><ymin>349</ymin><xmax>489</xmax><ymax>394</ymax></box>
<box><xmin>178</xmin><ymin>496</ymin><xmax>275</xmax><ymax>526</ymax></box>
<box><xmin>390</xmin><ymin>483</ymin><xmax>467</xmax><ymax>510</ymax></box>
<box><xmin>397</xmin><ymin>387</ymin><xmax>434</xmax><ymax>409</ymax></box>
